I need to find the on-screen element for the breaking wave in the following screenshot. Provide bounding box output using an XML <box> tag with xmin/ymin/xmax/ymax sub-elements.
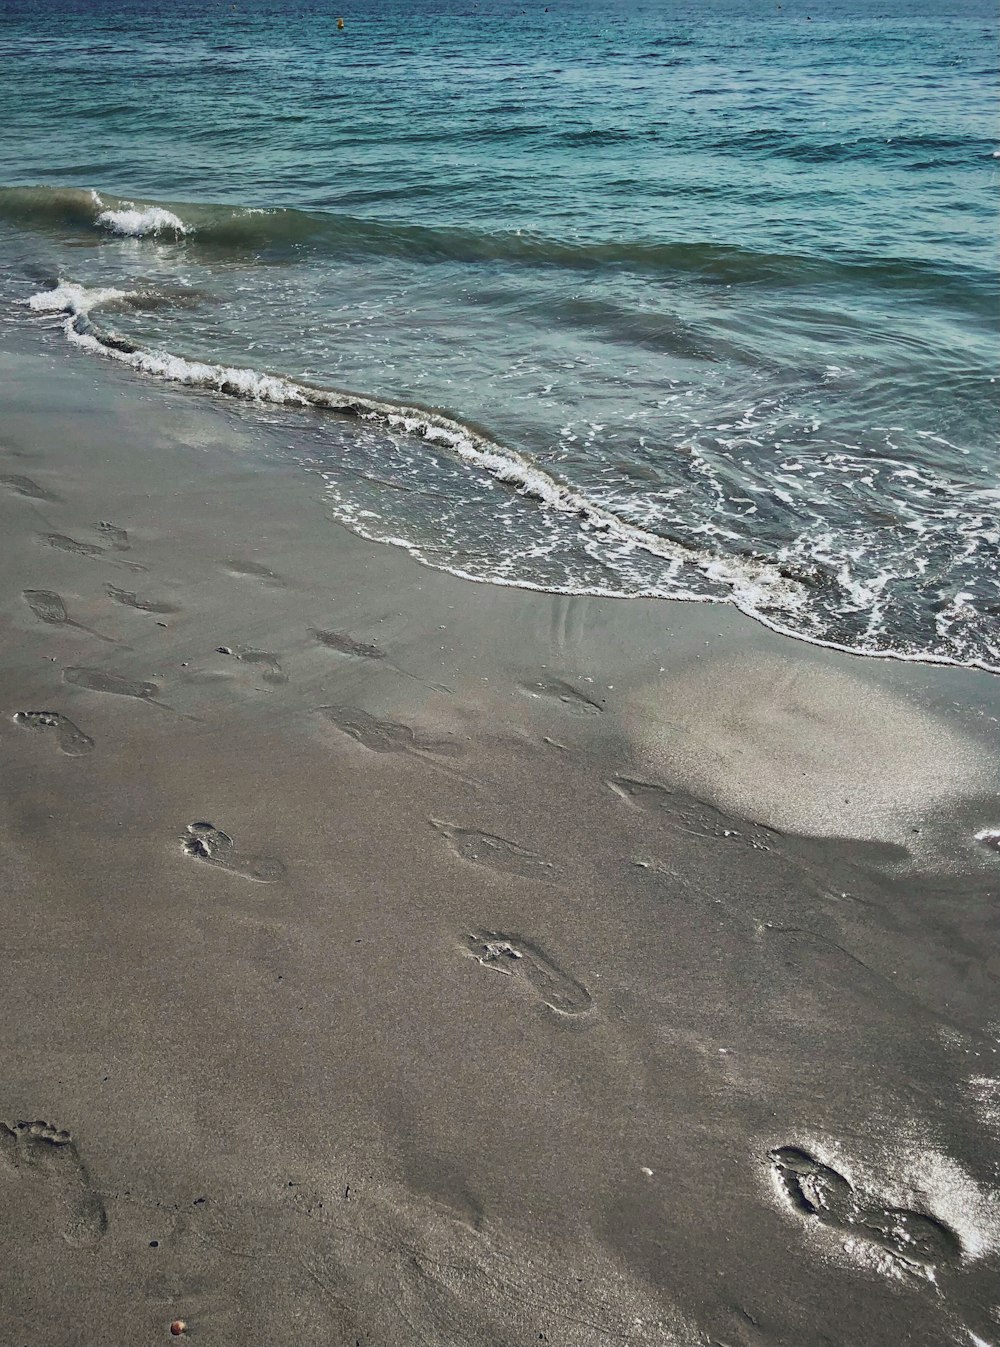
<box><xmin>1</xmin><ymin>185</ymin><xmax>994</xmax><ymax>310</ymax></box>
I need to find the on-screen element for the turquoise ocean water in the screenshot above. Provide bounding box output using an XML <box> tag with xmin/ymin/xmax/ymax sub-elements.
<box><xmin>1</xmin><ymin>0</ymin><xmax>997</xmax><ymax>667</ymax></box>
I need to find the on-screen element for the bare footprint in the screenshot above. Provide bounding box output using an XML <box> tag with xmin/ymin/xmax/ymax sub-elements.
<box><xmin>216</xmin><ymin>646</ymin><xmax>287</xmax><ymax>685</ymax></box>
<box><xmin>319</xmin><ymin>705</ymin><xmax>461</xmax><ymax>758</ymax></box>
<box><xmin>63</xmin><ymin>667</ymin><xmax>195</xmax><ymax>721</ymax></box>
<box><xmin>95</xmin><ymin>521</ymin><xmax>129</xmax><ymax>550</ymax></box>
<box><xmin>0</xmin><ymin>1120</ymin><xmax>107</xmax><ymax>1247</ymax></box>
<box><xmin>222</xmin><ymin>559</ymin><xmax>283</xmax><ymax>586</ymax></box>
<box><xmin>43</xmin><ymin>532</ymin><xmax>104</xmax><ymax>561</ymax></box>
<box><xmin>431</xmin><ymin>819</ymin><xmax>558</xmax><ymax>881</ymax></box>
<box><xmin>463</xmin><ymin>931</ymin><xmax>593</xmax><ymax>1016</ymax></box>
<box><xmin>106</xmin><ymin>584</ymin><xmax>180</xmax><ymax>616</ymax></box>
<box><xmin>0</xmin><ymin>473</ymin><xmax>57</xmax><ymax>502</ymax></box>
<box><xmin>769</xmin><ymin>1146</ymin><xmax>961</xmax><ymax>1278</ymax></box>
<box><xmin>519</xmin><ymin>678</ymin><xmax>603</xmax><ymax>715</ymax></box>
<box><xmin>313</xmin><ymin>629</ymin><xmax>451</xmax><ymax>695</ymax></box>
<box><xmin>181</xmin><ymin>822</ymin><xmax>285</xmax><ymax>883</ymax></box>
<box><xmin>42</xmin><ymin>532</ymin><xmax>145</xmax><ymax>572</ymax></box>
<box><xmin>13</xmin><ymin>710</ymin><xmax>94</xmax><ymax>757</ymax></box>
<box><xmin>23</xmin><ymin>589</ymin><xmax>115</xmax><ymax>642</ymax></box>
<box><xmin>609</xmin><ymin>777</ymin><xmax>773</xmax><ymax>851</ymax></box>
<box><xmin>313</xmin><ymin>629</ymin><xmax>386</xmax><ymax>661</ymax></box>
<box><xmin>320</xmin><ymin>705</ymin><xmax>421</xmax><ymax>754</ymax></box>
<box><xmin>64</xmin><ymin>667</ymin><xmax>158</xmax><ymax>701</ymax></box>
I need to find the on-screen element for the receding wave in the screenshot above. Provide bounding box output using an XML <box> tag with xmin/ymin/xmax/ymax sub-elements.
<box><xmin>0</xmin><ymin>185</ymin><xmax>994</xmax><ymax>308</ymax></box>
<box><xmin>22</xmin><ymin>278</ymin><xmax>1000</xmax><ymax>677</ymax></box>
<box><xmin>25</xmin><ymin>278</ymin><xmax>810</xmax><ymax>614</ymax></box>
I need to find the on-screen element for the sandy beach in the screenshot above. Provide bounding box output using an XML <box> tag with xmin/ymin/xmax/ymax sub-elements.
<box><xmin>1</xmin><ymin>326</ymin><xmax>998</xmax><ymax>1346</ymax></box>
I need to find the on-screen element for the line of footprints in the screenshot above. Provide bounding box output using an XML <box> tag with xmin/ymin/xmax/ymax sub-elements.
<box><xmin>2</xmin><ymin>489</ymin><xmax>975</xmax><ymax>1276</ymax></box>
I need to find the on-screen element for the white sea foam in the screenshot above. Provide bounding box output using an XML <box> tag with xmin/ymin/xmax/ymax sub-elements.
<box><xmin>27</xmin><ymin>281</ymin><xmax>134</xmax><ymax>313</ymax></box>
<box><xmin>96</xmin><ymin>204</ymin><xmax>189</xmax><ymax>236</ymax></box>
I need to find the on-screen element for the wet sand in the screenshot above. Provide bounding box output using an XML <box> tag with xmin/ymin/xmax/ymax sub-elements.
<box><xmin>1</xmin><ymin>330</ymin><xmax>999</xmax><ymax>1347</ymax></box>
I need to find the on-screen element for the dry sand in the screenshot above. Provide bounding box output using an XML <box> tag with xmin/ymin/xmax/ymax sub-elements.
<box><xmin>1</xmin><ymin>329</ymin><xmax>999</xmax><ymax>1346</ymax></box>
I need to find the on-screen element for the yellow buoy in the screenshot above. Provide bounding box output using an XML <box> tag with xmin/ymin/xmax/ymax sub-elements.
<box><xmin>337</xmin><ymin>16</ymin><xmax>344</xmax><ymax>28</ymax></box>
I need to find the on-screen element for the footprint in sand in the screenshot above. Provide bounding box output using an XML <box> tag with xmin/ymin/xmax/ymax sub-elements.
<box><xmin>43</xmin><ymin>533</ymin><xmax>104</xmax><ymax>561</ymax></box>
<box><xmin>222</xmin><ymin>558</ymin><xmax>283</xmax><ymax>586</ymax></box>
<box><xmin>63</xmin><ymin>667</ymin><xmax>196</xmax><ymax>721</ymax></box>
<box><xmin>182</xmin><ymin>822</ymin><xmax>285</xmax><ymax>883</ymax></box>
<box><xmin>463</xmin><ymin>931</ymin><xmax>593</xmax><ymax>1016</ymax></box>
<box><xmin>608</xmin><ymin>777</ymin><xmax>774</xmax><ymax>851</ymax></box>
<box><xmin>23</xmin><ymin>589</ymin><xmax>115</xmax><ymax>642</ymax></box>
<box><xmin>0</xmin><ymin>473</ymin><xmax>58</xmax><ymax>502</ymax></box>
<box><xmin>106</xmin><ymin>584</ymin><xmax>180</xmax><ymax>616</ymax></box>
<box><xmin>216</xmin><ymin>646</ymin><xmax>287</xmax><ymax>686</ymax></box>
<box><xmin>519</xmin><ymin>677</ymin><xmax>603</xmax><ymax>715</ymax></box>
<box><xmin>769</xmin><ymin>1146</ymin><xmax>961</xmax><ymax>1278</ymax></box>
<box><xmin>64</xmin><ymin>667</ymin><xmax>158</xmax><ymax>702</ymax></box>
<box><xmin>95</xmin><ymin>521</ymin><xmax>130</xmax><ymax>551</ymax></box>
<box><xmin>312</xmin><ymin>629</ymin><xmax>386</xmax><ymax>662</ymax></box>
<box><xmin>0</xmin><ymin>1120</ymin><xmax>107</xmax><ymax>1247</ymax></box>
<box><xmin>432</xmin><ymin>819</ymin><xmax>558</xmax><ymax>881</ymax></box>
<box><xmin>319</xmin><ymin>705</ymin><xmax>461</xmax><ymax>758</ymax></box>
<box><xmin>13</xmin><ymin>711</ymin><xmax>94</xmax><ymax>757</ymax></box>
<box><xmin>313</xmin><ymin>630</ymin><xmax>452</xmax><ymax>695</ymax></box>
<box><xmin>41</xmin><ymin>532</ymin><xmax>145</xmax><ymax>572</ymax></box>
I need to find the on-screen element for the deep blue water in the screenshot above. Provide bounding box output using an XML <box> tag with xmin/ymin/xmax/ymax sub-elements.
<box><xmin>1</xmin><ymin>0</ymin><xmax>997</xmax><ymax>666</ymax></box>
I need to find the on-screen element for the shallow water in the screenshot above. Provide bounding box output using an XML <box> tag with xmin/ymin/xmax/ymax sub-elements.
<box><xmin>1</xmin><ymin>0</ymin><xmax>997</xmax><ymax>667</ymax></box>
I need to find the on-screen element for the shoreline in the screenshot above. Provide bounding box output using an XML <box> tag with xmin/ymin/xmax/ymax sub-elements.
<box><xmin>1</xmin><ymin>326</ymin><xmax>998</xmax><ymax>1345</ymax></box>
<box><xmin>18</xmin><ymin>279</ymin><xmax>999</xmax><ymax>679</ymax></box>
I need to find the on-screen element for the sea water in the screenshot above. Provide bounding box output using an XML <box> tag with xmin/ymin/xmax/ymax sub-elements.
<box><xmin>1</xmin><ymin>0</ymin><xmax>996</xmax><ymax>667</ymax></box>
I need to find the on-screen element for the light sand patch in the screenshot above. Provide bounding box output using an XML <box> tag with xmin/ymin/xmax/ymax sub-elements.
<box><xmin>624</xmin><ymin>652</ymin><xmax>987</xmax><ymax>841</ymax></box>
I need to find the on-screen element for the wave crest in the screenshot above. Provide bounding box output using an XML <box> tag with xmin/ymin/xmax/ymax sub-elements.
<box><xmin>2</xmin><ymin>185</ymin><xmax>994</xmax><ymax>307</ymax></box>
<box><xmin>95</xmin><ymin>204</ymin><xmax>188</xmax><ymax>237</ymax></box>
